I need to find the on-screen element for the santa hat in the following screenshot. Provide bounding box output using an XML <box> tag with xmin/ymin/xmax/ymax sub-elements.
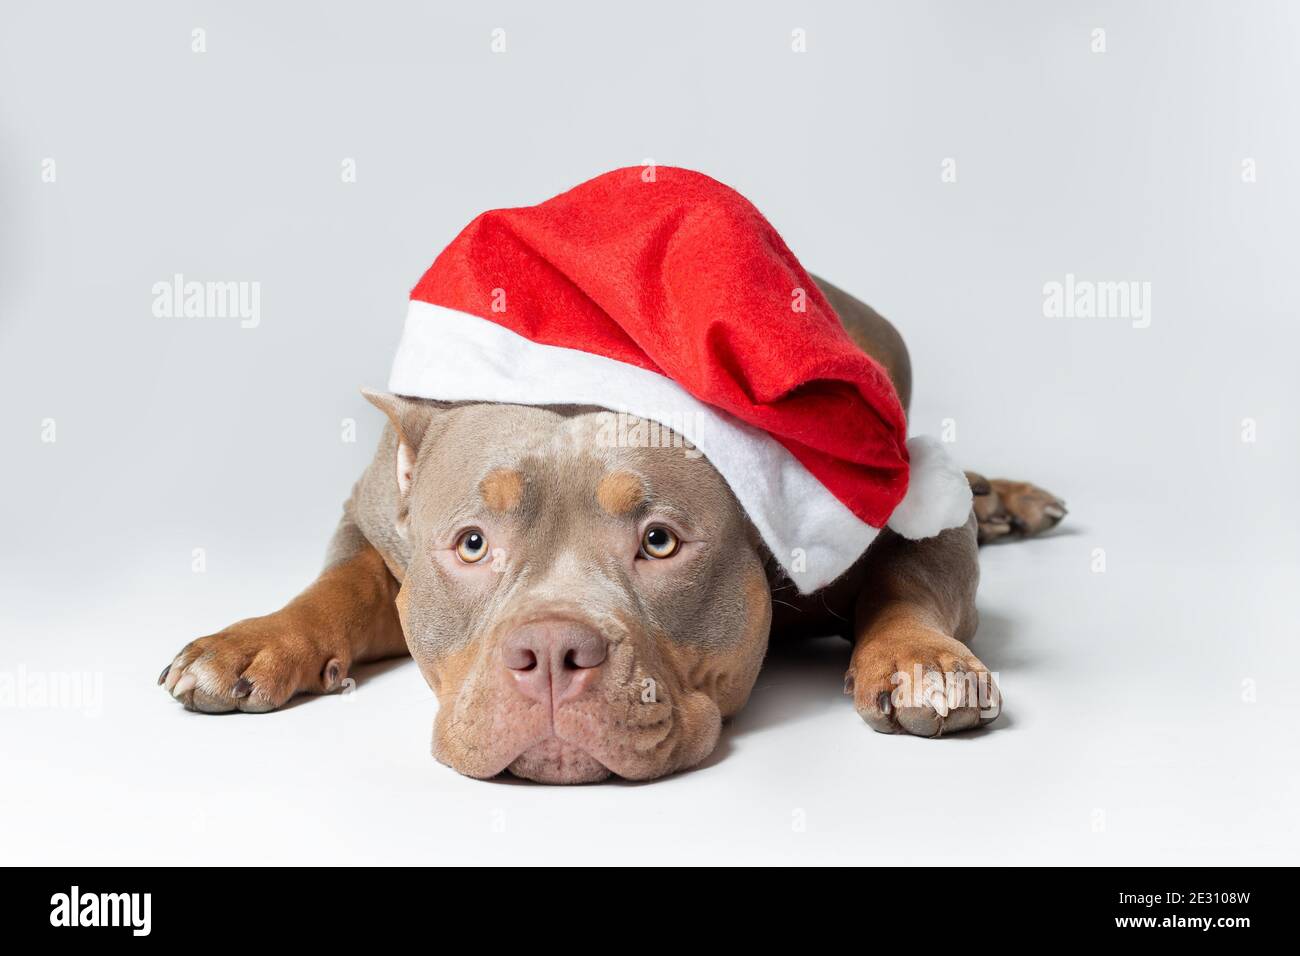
<box><xmin>387</xmin><ymin>167</ymin><xmax>971</xmax><ymax>593</ymax></box>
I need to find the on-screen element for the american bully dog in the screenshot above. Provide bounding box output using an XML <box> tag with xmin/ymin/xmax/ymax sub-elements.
<box><xmin>159</xmin><ymin>169</ymin><xmax>1065</xmax><ymax>783</ymax></box>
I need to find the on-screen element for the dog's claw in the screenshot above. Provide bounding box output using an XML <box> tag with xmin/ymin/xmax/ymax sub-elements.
<box><xmin>172</xmin><ymin>672</ymin><xmax>197</xmax><ymax>697</ymax></box>
<box><xmin>232</xmin><ymin>677</ymin><xmax>253</xmax><ymax>699</ymax></box>
<box><xmin>927</xmin><ymin>686</ymin><xmax>949</xmax><ymax>718</ymax></box>
<box><xmin>157</xmin><ymin>665</ymin><xmax>170</xmax><ymax>686</ymax></box>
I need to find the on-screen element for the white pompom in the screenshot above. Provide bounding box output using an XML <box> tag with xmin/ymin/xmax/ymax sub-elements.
<box><xmin>886</xmin><ymin>436</ymin><xmax>973</xmax><ymax>539</ymax></box>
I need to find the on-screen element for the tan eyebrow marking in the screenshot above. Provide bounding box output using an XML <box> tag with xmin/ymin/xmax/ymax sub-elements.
<box><xmin>596</xmin><ymin>470</ymin><xmax>647</xmax><ymax>517</ymax></box>
<box><xmin>479</xmin><ymin>468</ymin><xmax>524</xmax><ymax>513</ymax></box>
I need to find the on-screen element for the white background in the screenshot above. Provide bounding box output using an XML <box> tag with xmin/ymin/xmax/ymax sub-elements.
<box><xmin>2</xmin><ymin>1</ymin><xmax>1297</xmax><ymax>864</ymax></box>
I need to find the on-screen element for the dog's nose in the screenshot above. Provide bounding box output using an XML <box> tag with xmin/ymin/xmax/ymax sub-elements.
<box><xmin>502</xmin><ymin>621</ymin><xmax>608</xmax><ymax>705</ymax></box>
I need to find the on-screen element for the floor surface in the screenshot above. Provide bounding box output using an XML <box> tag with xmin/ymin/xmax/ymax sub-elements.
<box><xmin>5</xmin><ymin>492</ymin><xmax>1295</xmax><ymax>865</ymax></box>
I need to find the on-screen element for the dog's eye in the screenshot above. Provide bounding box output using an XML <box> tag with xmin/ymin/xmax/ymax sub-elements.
<box><xmin>455</xmin><ymin>529</ymin><xmax>489</xmax><ymax>563</ymax></box>
<box><xmin>640</xmin><ymin>525</ymin><xmax>680</xmax><ymax>560</ymax></box>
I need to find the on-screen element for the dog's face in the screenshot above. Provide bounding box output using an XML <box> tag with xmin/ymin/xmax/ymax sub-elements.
<box><xmin>369</xmin><ymin>397</ymin><xmax>772</xmax><ymax>783</ymax></box>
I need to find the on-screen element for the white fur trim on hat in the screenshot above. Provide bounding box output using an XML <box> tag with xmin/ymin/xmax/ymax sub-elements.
<box><xmin>388</xmin><ymin>301</ymin><xmax>972</xmax><ymax>592</ymax></box>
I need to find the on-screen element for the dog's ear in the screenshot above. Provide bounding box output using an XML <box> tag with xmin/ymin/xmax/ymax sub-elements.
<box><xmin>360</xmin><ymin>389</ymin><xmax>437</xmax><ymax>502</ymax></box>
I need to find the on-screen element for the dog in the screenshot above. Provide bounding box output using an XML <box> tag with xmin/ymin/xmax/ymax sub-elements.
<box><xmin>158</xmin><ymin>177</ymin><xmax>1065</xmax><ymax>784</ymax></box>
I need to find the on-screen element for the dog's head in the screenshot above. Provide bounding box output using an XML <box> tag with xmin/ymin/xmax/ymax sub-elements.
<box><xmin>364</xmin><ymin>394</ymin><xmax>773</xmax><ymax>783</ymax></box>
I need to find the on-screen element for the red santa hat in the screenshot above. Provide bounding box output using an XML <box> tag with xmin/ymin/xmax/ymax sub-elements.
<box><xmin>388</xmin><ymin>166</ymin><xmax>971</xmax><ymax>592</ymax></box>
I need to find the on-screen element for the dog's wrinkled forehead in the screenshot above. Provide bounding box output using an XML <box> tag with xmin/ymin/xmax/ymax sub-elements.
<box><xmin>410</xmin><ymin>405</ymin><xmax>743</xmax><ymax>540</ymax></box>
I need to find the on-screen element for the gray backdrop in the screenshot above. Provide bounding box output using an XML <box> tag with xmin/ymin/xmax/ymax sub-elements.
<box><xmin>2</xmin><ymin>1</ymin><xmax>1297</xmax><ymax>864</ymax></box>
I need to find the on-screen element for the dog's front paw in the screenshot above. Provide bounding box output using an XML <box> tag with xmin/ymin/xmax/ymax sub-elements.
<box><xmin>159</xmin><ymin>617</ymin><xmax>347</xmax><ymax>713</ymax></box>
<box><xmin>845</xmin><ymin>631</ymin><xmax>1001</xmax><ymax>737</ymax></box>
